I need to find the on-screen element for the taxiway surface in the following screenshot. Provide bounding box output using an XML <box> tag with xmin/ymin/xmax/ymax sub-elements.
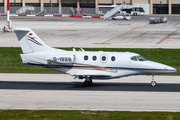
<box><xmin>0</xmin><ymin>16</ymin><xmax>180</xmax><ymax>111</ymax></box>
<box><xmin>0</xmin><ymin>73</ymin><xmax>180</xmax><ymax>111</ymax></box>
<box><xmin>1</xmin><ymin>15</ymin><xmax>180</xmax><ymax>48</ymax></box>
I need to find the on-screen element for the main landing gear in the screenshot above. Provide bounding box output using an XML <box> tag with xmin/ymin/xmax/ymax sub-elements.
<box><xmin>151</xmin><ymin>74</ymin><xmax>157</xmax><ymax>87</ymax></box>
<box><xmin>83</xmin><ymin>77</ymin><xmax>92</xmax><ymax>87</ymax></box>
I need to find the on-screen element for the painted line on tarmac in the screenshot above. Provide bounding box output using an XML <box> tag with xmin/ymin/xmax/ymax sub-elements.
<box><xmin>157</xmin><ymin>28</ymin><xmax>180</xmax><ymax>44</ymax></box>
<box><xmin>102</xmin><ymin>27</ymin><xmax>139</xmax><ymax>44</ymax></box>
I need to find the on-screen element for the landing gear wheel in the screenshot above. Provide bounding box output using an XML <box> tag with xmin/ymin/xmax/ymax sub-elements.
<box><xmin>90</xmin><ymin>80</ymin><xmax>92</xmax><ymax>85</ymax></box>
<box><xmin>151</xmin><ymin>81</ymin><xmax>156</xmax><ymax>87</ymax></box>
<box><xmin>83</xmin><ymin>77</ymin><xmax>92</xmax><ymax>87</ymax></box>
<box><xmin>83</xmin><ymin>81</ymin><xmax>91</xmax><ymax>87</ymax></box>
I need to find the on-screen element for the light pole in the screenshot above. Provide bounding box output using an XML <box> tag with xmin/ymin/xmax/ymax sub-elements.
<box><xmin>7</xmin><ymin>0</ymin><xmax>11</xmax><ymax>29</ymax></box>
<box><xmin>3</xmin><ymin>0</ymin><xmax>12</xmax><ymax>32</ymax></box>
<box><xmin>50</xmin><ymin>0</ymin><xmax>52</xmax><ymax>14</ymax></box>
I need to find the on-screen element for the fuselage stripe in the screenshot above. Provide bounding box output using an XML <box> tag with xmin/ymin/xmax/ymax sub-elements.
<box><xmin>24</xmin><ymin>63</ymin><xmax>175</xmax><ymax>73</ymax></box>
<box><xmin>26</xmin><ymin>36</ymin><xmax>43</xmax><ymax>46</ymax></box>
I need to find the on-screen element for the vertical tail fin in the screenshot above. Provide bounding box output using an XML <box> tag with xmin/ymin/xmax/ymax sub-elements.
<box><xmin>14</xmin><ymin>27</ymin><xmax>63</xmax><ymax>53</ymax></box>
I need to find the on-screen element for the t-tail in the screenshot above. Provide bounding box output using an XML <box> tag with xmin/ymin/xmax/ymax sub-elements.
<box><xmin>14</xmin><ymin>27</ymin><xmax>64</xmax><ymax>53</ymax></box>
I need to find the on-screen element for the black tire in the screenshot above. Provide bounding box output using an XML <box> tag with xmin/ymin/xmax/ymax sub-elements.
<box><xmin>151</xmin><ymin>81</ymin><xmax>156</xmax><ymax>87</ymax></box>
<box><xmin>83</xmin><ymin>81</ymin><xmax>91</xmax><ymax>87</ymax></box>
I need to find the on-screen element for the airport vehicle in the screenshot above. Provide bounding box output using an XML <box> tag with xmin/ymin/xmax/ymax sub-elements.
<box><xmin>112</xmin><ymin>13</ymin><xmax>131</xmax><ymax>20</ymax></box>
<box><xmin>122</xmin><ymin>6</ymin><xmax>145</xmax><ymax>16</ymax></box>
<box><xmin>103</xmin><ymin>4</ymin><xmax>144</xmax><ymax>19</ymax></box>
<box><xmin>149</xmin><ymin>16</ymin><xmax>167</xmax><ymax>24</ymax></box>
<box><xmin>16</xmin><ymin>6</ymin><xmax>35</xmax><ymax>14</ymax></box>
<box><xmin>161</xmin><ymin>16</ymin><xmax>168</xmax><ymax>23</ymax></box>
<box><xmin>99</xmin><ymin>5</ymin><xmax>145</xmax><ymax>17</ymax></box>
<box><xmin>103</xmin><ymin>4</ymin><xmax>131</xmax><ymax>19</ymax></box>
<box><xmin>14</xmin><ymin>27</ymin><xmax>176</xmax><ymax>87</ymax></box>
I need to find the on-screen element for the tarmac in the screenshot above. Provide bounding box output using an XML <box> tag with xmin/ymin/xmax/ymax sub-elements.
<box><xmin>0</xmin><ymin>15</ymin><xmax>180</xmax><ymax>48</ymax></box>
<box><xmin>0</xmin><ymin>15</ymin><xmax>180</xmax><ymax>111</ymax></box>
<box><xmin>0</xmin><ymin>74</ymin><xmax>180</xmax><ymax>111</ymax></box>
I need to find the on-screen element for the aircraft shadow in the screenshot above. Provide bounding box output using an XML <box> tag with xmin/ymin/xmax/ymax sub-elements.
<box><xmin>0</xmin><ymin>81</ymin><xmax>180</xmax><ymax>92</ymax></box>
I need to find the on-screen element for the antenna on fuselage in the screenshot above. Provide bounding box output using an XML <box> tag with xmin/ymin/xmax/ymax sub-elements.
<box><xmin>80</xmin><ymin>48</ymin><xmax>85</xmax><ymax>51</ymax></box>
<box><xmin>73</xmin><ymin>48</ymin><xmax>76</xmax><ymax>51</ymax></box>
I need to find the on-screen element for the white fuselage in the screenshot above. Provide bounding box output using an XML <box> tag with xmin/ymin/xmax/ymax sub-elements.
<box><xmin>20</xmin><ymin>50</ymin><xmax>176</xmax><ymax>79</ymax></box>
<box><xmin>13</xmin><ymin>27</ymin><xmax>176</xmax><ymax>86</ymax></box>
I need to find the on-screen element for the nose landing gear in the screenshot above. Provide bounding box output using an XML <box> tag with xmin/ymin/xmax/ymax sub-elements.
<box><xmin>151</xmin><ymin>74</ymin><xmax>157</xmax><ymax>87</ymax></box>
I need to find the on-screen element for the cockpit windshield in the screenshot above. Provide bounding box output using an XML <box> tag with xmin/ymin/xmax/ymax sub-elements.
<box><xmin>130</xmin><ymin>55</ymin><xmax>147</xmax><ymax>61</ymax></box>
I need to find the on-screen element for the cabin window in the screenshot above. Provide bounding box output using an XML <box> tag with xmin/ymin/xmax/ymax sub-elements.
<box><xmin>100</xmin><ymin>54</ymin><xmax>108</xmax><ymax>63</ymax></box>
<box><xmin>92</xmin><ymin>56</ymin><xmax>97</xmax><ymax>61</ymax></box>
<box><xmin>84</xmin><ymin>55</ymin><xmax>88</xmax><ymax>60</ymax></box>
<box><xmin>111</xmin><ymin>56</ymin><xmax>115</xmax><ymax>61</ymax></box>
<box><xmin>102</xmin><ymin>56</ymin><xmax>106</xmax><ymax>61</ymax></box>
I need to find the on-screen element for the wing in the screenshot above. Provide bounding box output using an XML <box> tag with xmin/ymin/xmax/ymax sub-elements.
<box><xmin>69</xmin><ymin>70</ymin><xmax>112</xmax><ymax>78</ymax></box>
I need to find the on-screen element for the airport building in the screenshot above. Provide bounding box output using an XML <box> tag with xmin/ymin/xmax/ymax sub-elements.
<box><xmin>1</xmin><ymin>0</ymin><xmax>180</xmax><ymax>15</ymax></box>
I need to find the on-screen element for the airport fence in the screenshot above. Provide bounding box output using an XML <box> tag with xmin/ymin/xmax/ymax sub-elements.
<box><xmin>0</xmin><ymin>6</ymin><xmax>99</xmax><ymax>16</ymax></box>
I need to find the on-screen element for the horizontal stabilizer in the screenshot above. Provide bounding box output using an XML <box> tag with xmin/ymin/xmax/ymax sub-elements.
<box><xmin>13</xmin><ymin>28</ymin><xmax>30</xmax><ymax>32</ymax></box>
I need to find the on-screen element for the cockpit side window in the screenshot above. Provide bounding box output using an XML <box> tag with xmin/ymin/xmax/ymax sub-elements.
<box><xmin>137</xmin><ymin>55</ymin><xmax>147</xmax><ymax>61</ymax></box>
<box><xmin>130</xmin><ymin>55</ymin><xmax>147</xmax><ymax>61</ymax></box>
<box><xmin>130</xmin><ymin>56</ymin><xmax>138</xmax><ymax>61</ymax></box>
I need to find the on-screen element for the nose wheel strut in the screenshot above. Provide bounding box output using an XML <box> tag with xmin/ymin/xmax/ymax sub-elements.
<box><xmin>151</xmin><ymin>74</ymin><xmax>156</xmax><ymax>87</ymax></box>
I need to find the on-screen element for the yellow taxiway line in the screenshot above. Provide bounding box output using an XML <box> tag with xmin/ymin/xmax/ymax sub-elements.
<box><xmin>102</xmin><ymin>27</ymin><xmax>139</xmax><ymax>44</ymax></box>
<box><xmin>157</xmin><ymin>28</ymin><xmax>180</xmax><ymax>44</ymax></box>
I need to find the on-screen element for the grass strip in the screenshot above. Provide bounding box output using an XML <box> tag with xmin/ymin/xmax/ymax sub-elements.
<box><xmin>0</xmin><ymin>110</ymin><xmax>179</xmax><ymax>120</ymax></box>
<box><xmin>0</xmin><ymin>47</ymin><xmax>179</xmax><ymax>75</ymax></box>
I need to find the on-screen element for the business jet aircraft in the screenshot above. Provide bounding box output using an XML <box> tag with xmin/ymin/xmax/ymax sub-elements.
<box><xmin>14</xmin><ymin>27</ymin><xmax>176</xmax><ymax>87</ymax></box>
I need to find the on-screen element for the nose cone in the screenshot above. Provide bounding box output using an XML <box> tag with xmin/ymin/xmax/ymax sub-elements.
<box><xmin>144</xmin><ymin>61</ymin><xmax>177</xmax><ymax>74</ymax></box>
<box><xmin>163</xmin><ymin>66</ymin><xmax>177</xmax><ymax>73</ymax></box>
